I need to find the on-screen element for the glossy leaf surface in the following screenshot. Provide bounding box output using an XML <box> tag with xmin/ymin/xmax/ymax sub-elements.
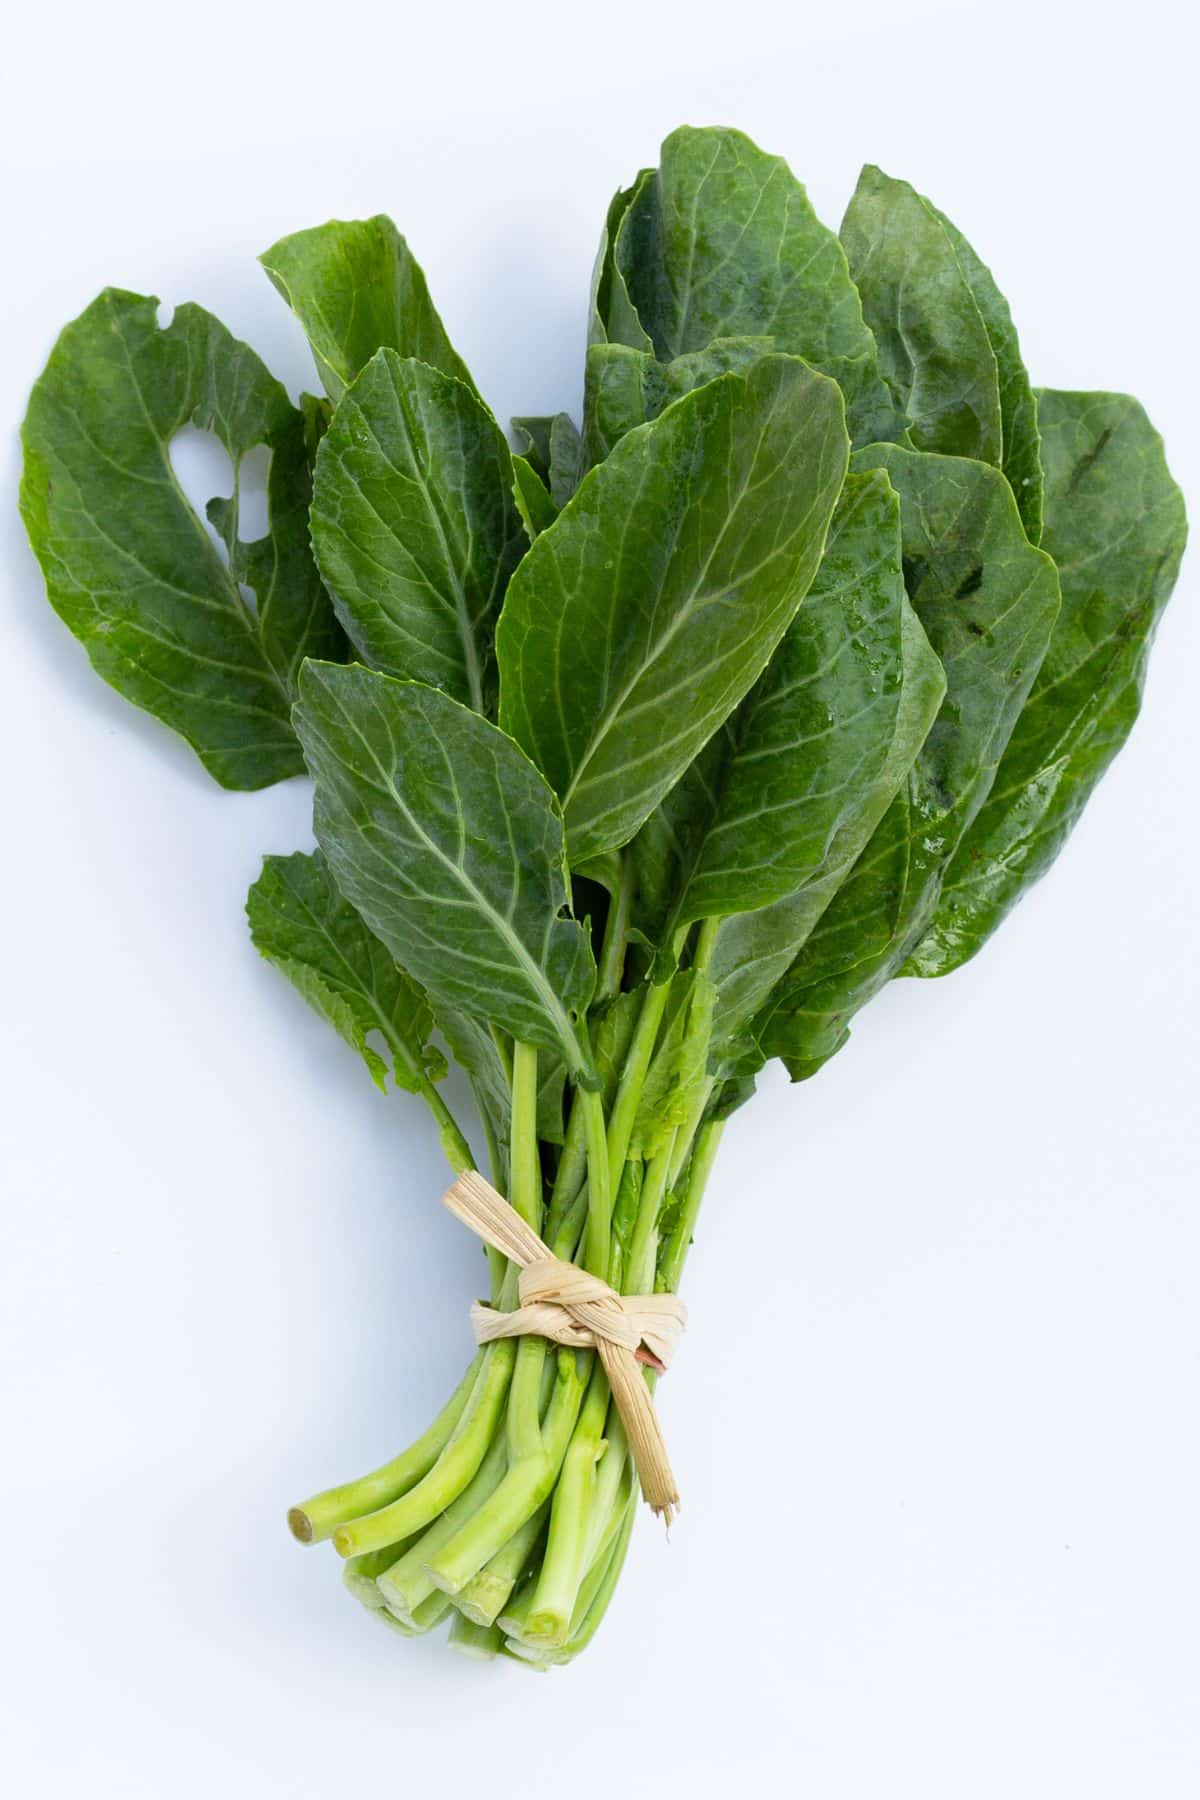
<box><xmin>310</xmin><ymin>350</ymin><xmax>525</xmax><ymax>712</ymax></box>
<box><xmin>760</xmin><ymin>443</ymin><xmax>1060</xmax><ymax>1076</ymax></box>
<box><xmin>611</xmin><ymin>126</ymin><xmax>899</xmax><ymax>444</ymax></box>
<box><xmin>840</xmin><ymin>166</ymin><xmax>1003</xmax><ymax>464</ymax></box>
<box><xmin>497</xmin><ymin>355</ymin><xmax>849</xmax><ymax>866</ymax></box>
<box><xmin>294</xmin><ymin>663</ymin><xmax>596</xmax><ymax>1076</ymax></box>
<box><xmin>908</xmin><ymin>390</ymin><xmax>1187</xmax><ymax>975</ymax></box>
<box><xmin>20</xmin><ymin>289</ymin><xmax>342</xmax><ymax>790</ymax></box>
<box><xmin>260</xmin><ymin>215</ymin><xmax>475</xmax><ymax>402</ymax></box>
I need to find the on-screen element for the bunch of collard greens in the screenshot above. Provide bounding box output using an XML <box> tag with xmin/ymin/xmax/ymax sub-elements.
<box><xmin>21</xmin><ymin>127</ymin><xmax>1186</xmax><ymax>1668</ymax></box>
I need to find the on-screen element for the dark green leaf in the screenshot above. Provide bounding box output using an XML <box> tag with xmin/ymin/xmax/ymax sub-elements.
<box><xmin>497</xmin><ymin>355</ymin><xmax>849</xmax><ymax>866</ymax></box>
<box><xmin>547</xmin><ymin>415</ymin><xmax>583</xmax><ymax>509</ymax></box>
<box><xmin>928</xmin><ymin>202</ymin><xmax>1043</xmax><ymax>541</ymax></box>
<box><xmin>588</xmin><ymin>172</ymin><xmax>655</xmax><ymax>353</ymax></box>
<box><xmin>19</xmin><ymin>289</ymin><xmax>342</xmax><ymax>791</ymax></box>
<box><xmin>840</xmin><ymin>166</ymin><xmax>1002</xmax><ymax>464</ymax></box>
<box><xmin>908</xmin><ymin>390</ymin><xmax>1187</xmax><ymax>976</ymax></box>
<box><xmin>510</xmin><ymin>416</ymin><xmax>555</xmax><ymax>484</ymax></box>
<box><xmin>260</xmin><ymin>215</ymin><xmax>476</xmax><ymax>402</ymax></box>
<box><xmin>704</xmin><ymin>543</ymin><xmax>945</xmax><ymax>1072</ymax></box>
<box><xmin>512</xmin><ymin>414</ymin><xmax>583</xmax><ymax>509</ymax></box>
<box><xmin>247</xmin><ymin>849</ymin><xmax>442</xmax><ymax>1093</ymax></box>
<box><xmin>760</xmin><ymin>443</ymin><xmax>1060</xmax><ymax>1076</ymax></box>
<box><xmin>310</xmin><ymin>350</ymin><xmax>526</xmax><ymax>712</ymax></box>
<box><xmin>612</xmin><ymin>126</ymin><xmax>900</xmax><ymax>444</ymax></box>
<box><xmin>582</xmin><ymin>335</ymin><xmax>775</xmax><ymax>467</ymax></box>
<box><xmin>294</xmin><ymin>663</ymin><xmax>596</xmax><ymax>1076</ymax></box>
<box><xmin>656</xmin><ymin>471</ymin><xmax>925</xmax><ymax>927</ymax></box>
<box><xmin>511</xmin><ymin>456</ymin><xmax>557</xmax><ymax>539</ymax></box>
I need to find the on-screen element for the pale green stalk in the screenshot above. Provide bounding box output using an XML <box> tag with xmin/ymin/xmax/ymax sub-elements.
<box><xmin>658</xmin><ymin>1117</ymin><xmax>726</xmax><ymax>1295</ymax></box>
<box><xmin>422</xmin><ymin>1348</ymin><xmax>587</xmax><ymax>1595</ymax></box>
<box><xmin>332</xmin><ymin>1332</ymin><xmax>516</xmax><ymax>1556</ymax></box>
<box><xmin>452</xmin><ymin>1501</ymin><xmax>549</xmax><ymax>1627</ymax></box>
<box><xmin>287</xmin><ymin>1352</ymin><xmax>482</xmax><ymax>1544</ymax></box>
<box><xmin>376</xmin><ymin>1426</ymin><xmax>509</xmax><ymax>1624</ymax></box>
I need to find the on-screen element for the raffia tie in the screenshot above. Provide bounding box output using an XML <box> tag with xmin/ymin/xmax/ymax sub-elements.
<box><xmin>442</xmin><ymin>1170</ymin><xmax>687</xmax><ymax>1522</ymax></box>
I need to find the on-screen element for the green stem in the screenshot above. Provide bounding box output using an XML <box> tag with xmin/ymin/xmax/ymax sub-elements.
<box><xmin>544</xmin><ymin>1088</ymin><xmax>589</xmax><ymax>1245</ymax></box>
<box><xmin>423</xmin><ymin>1349</ymin><xmax>587</xmax><ymax>1596</ymax></box>
<box><xmin>523</xmin><ymin>1360</ymin><xmax>611</xmax><ymax>1645</ymax></box>
<box><xmin>626</xmin><ymin>1133</ymin><xmax>676</xmax><ymax>1296</ymax></box>
<box><xmin>692</xmin><ymin>913</ymin><xmax>721</xmax><ymax>973</ymax></box>
<box><xmin>332</xmin><ymin>1335</ymin><xmax>517</xmax><ymax>1557</ymax></box>
<box><xmin>453</xmin><ymin>1501</ymin><xmax>550</xmax><ymax>1627</ymax></box>
<box><xmin>376</xmin><ymin>1424</ymin><xmax>509</xmax><ymax>1624</ymax></box>
<box><xmin>579</xmin><ymin>1085</ymin><xmax>612</xmax><ymax>1278</ymax></box>
<box><xmin>509</xmin><ymin>1042</ymin><xmax>541</xmax><ymax>1232</ymax></box>
<box><xmin>287</xmin><ymin>1352</ymin><xmax>483</xmax><ymax>1544</ymax></box>
<box><xmin>658</xmin><ymin>1117</ymin><xmax>725</xmax><ymax>1295</ymax></box>
<box><xmin>595</xmin><ymin>853</ymin><xmax>635</xmax><ymax>1003</ymax></box>
<box><xmin>605</xmin><ymin>978</ymin><xmax>670</xmax><ymax>1194</ymax></box>
<box><xmin>415</xmin><ymin>1067</ymin><xmax>476</xmax><ymax>1176</ymax></box>
<box><xmin>448</xmin><ymin>1613</ymin><xmax>502</xmax><ymax>1659</ymax></box>
<box><xmin>389</xmin><ymin>1030</ymin><xmax>477</xmax><ymax>1176</ymax></box>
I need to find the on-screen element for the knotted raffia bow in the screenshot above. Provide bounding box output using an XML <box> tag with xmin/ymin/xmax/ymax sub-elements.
<box><xmin>442</xmin><ymin>1170</ymin><xmax>687</xmax><ymax>1521</ymax></box>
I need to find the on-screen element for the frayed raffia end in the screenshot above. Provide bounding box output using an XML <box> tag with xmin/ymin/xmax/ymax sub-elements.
<box><xmin>443</xmin><ymin>1170</ymin><xmax>686</xmax><ymax>1520</ymax></box>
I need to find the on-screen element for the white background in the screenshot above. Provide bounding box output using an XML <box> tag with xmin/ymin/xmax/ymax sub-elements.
<box><xmin>2</xmin><ymin>2</ymin><xmax>1197</xmax><ymax>1793</ymax></box>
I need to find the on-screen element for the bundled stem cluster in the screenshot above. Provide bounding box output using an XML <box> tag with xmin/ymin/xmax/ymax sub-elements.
<box><xmin>288</xmin><ymin>883</ymin><xmax>724</xmax><ymax>1667</ymax></box>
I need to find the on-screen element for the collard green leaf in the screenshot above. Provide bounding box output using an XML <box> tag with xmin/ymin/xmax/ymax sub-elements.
<box><xmin>908</xmin><ymin>390</ymin><xmax>1187</xmax><ymax>976</ymax></box>
<box><xmin>704</xmin><ymin>553</ymin><xmax>946</xmax><ymax>1074</ymax></box>
<box><xmin>588</xmin><ymin>172</ymin><xmax>655</xmax><ymax>353</ymax></box>
<box><xmin>19</xmin><ymin>289</ymin><xmax>343</xmax><ymax>791</ymax></box>
<box><xmin>260</xmin><ymin>216</ymin><xmax>475</xmax><ymax>402</ymax></box>
<box><xmin>511</xmin><ymin>456</ymin><xmax>557</xmax><ymax>540</ymax></box>
<box><xmin>497</xmin><ymin>355</ymin><xmax>850</xmax><ymax>867</ymax></box>
<box><xmin>293</xmin><ymin>663</ymin><xmax>597</xmax><ymax>1077</ymax></box>
<box><xmin>929</xmin><ymin>203</ymin><xmax>1043</xmax><ymax>542</ymax></box>
<box><xmin>760</xmin><ymin>444</ymin><xmax>1060</xmax><ymax>1077</ymax></box>
<box><xmin>645</xmin><ymin>471</ymin><xmax>919</xmax><ymax>928</ymax></box>
<box><xmin>511</xmin><ymin>415</ymin><xmax>583</xmax><ymax>508</ymax></box>
<box><xmin>582</xmin><ymin>336</ymin><xmax>775</xmax><ymax>468</ymax></box>
<box><xmin>611</xmin><ymin>126</ymin><xmax>900</xmax><ymax>445</ymax></box>
<box><xmin>246</xmin><ymin>849</ymin><xmax>442</xmax><ymax>1093</ymax></box>
<box><xmin>310</xmin><ymin>350</ymin><xmax>526</xmax><ymax>712</ymax></box>
<box><xmin>510</xmin><ymin>416</ymin><xmax>555</xmax><ymax>485</ymax></box>
<box><xmin>840</xmin><ymin>166</ymin><xmax>1003</xmax><ymax>465</ymax></box>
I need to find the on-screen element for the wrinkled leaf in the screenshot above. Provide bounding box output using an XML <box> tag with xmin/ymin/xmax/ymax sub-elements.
<box><xmin>840</xmin><ymin>166</ymin><xmax>1002</xmax><ymax>464</ymax></box>
<box><xmin>908</xmin><ymin>390</ymin><xmax>1187</xmax><ymax>976</ymax></box>
<box><xmin>928</xmin><ymin>201</ymin><xmax>1043</xmax><ymax>541</ymax></box>
<box><xmin>497</xmin><ymin>355</ymin><xmax>849</xmax><ymax>866</ymax></box>
<box><xmin>19</xmin><ymin>289</ymin><xmax>342</xmax><ymax>791</ymax></box>
<box><xmin>294</xmin><ymin>663</ymin><xmax>596</xmax><ymax>1076</ymax></box>
<box><xmin>512</xmin><ymin>414</ymin><xmax>583</xmax><ymax>510</ymax></box>
<box><xmin>247</xmin><ymin>849</ymin><xmax>442</xmax><ymax>1093</ymax></box>
<box><xmin>511</xmin><ymin>456</ymin><xmax>557</xmax><ymax>539</ymax></box>
<box><xmin>260</xmin><ymin>215</ymin><xmax>475</xmax><ymax>402</ymax></box>
<box><xmin>761</xmin><ymin>443</ymin><xmax>1060</xmax><ymax>1076</ymax></box>
<box><xmin>705</xmin><ymin>558</ymin><xmax>945</xmax><ymax>1073</ymax></box>
<box><xmin>611</xmin><ymin>126</ymin><xmax>899</xmax><ymax>444</ymax></box>
<box><xmin>582</xmin><ymin>335</ymin><xmax>775</xmax><ymax>467</ymax></box>
<box><xmin>310</xmin><ymin>350</ymin><xmax>525</xmax><ymax>712</ymax></box>
<box><xmin>644</xmin><ymin>471</ymin><xmax>920</xmax><ymax>928</ymax></box>
<box><xmin>589</xmin><ymin>171</ymin><xmax>656</xmax><ymax>353</ymax></box>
